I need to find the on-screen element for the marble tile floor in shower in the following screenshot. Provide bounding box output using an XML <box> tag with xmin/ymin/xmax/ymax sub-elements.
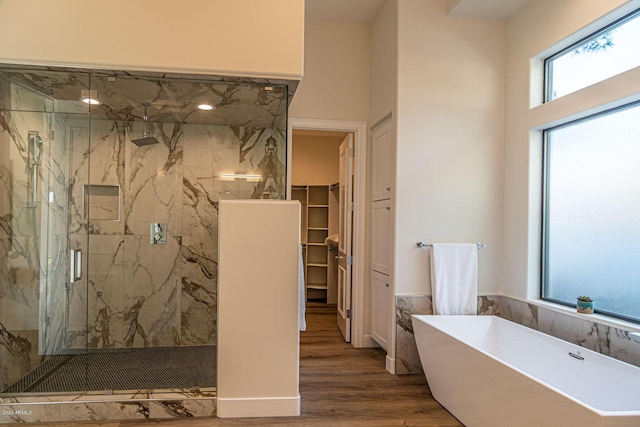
<box><xmin>2</xmin><ymin>346</ymin><xmax>216</xmax><ymax>394</ymax></box>
<box><xmin>24</xmin><ymin>304</ymin><xmax>461</xmax><ymax>426</ymax></box>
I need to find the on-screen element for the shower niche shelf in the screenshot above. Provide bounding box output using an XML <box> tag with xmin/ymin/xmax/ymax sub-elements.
<box><xmin>83</xmin><ymin>184</ymin><xmax>120</xmax><ymax>221</ymax></box>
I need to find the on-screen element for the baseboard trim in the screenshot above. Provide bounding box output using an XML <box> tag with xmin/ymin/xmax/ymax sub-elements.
<box><xmin>216</xmin><ymin>396</ymin><xmax>300</xmax><ymax>418</ymax></box>
<box><xmin>386</xmin><ymin>355</ymin><xmax>396</xmax><ymax>374</ymax></box>
<box><xmin>360</xmin><ymin>334</ymin><xmax>381</xmax><ymax>348</ymax></box>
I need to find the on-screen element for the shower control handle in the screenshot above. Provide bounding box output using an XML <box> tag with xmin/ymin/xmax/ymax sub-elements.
<box><xmin>150</xmin><ymin>223</ymin><xmax>167</xmax><ymax>245</ymax></box>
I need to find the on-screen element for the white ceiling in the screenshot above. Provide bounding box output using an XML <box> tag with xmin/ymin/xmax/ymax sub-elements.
<box><xmin>305</xmin><ymin>0</ymin><xmax>533</xmax><ymax>23</ymax></box>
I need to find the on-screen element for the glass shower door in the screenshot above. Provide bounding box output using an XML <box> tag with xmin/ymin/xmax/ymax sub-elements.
<box><xmin>37</xmin><ymin>113</ymin><xmax>92</xmax><ymax>394</ymax></box>
<box><xmin>0</xmin><ymin>69</ymin><xmax>92</xmax><ymax>395</ymax></box>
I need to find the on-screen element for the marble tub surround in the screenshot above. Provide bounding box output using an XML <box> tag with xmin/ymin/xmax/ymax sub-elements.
<box><xmin>395</xmin><ymin>295</ymin><xmax>500</xmax><ymax>374</ymax></box>
<box><xmin>536</xmin><ymin>305</ymin><xmax>640</xmax><ymax>368</ymax></box>
<box><xmin>492</xmin><ymin>297</ymin><xmax>640</xmax><ymax>367</ymax></box>
<box><xmin>395</xmin><ymin>296</ymin><xmax>432</xmax><ymax>375</ymax></box>
<box><xmin>498</xmin><ymin>295</ymin><xmax>538</xmax><ymax>329</ymax></box>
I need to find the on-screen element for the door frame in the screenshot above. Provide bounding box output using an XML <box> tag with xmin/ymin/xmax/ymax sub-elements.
<box><xmin>287</xmin><ymin>118</ymin><xmax>370</xmax><ymax>348</ymax></box>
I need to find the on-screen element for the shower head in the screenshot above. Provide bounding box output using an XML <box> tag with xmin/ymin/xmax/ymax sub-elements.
<box><xmin>131</xmin><ymin>136</ymin><xmax>160</xmax><ymax>146</ymax></box>
<box><xmin>132</xmin><ymin>102</ymin><xmax>159</xmax><ymax>146</ymax></box>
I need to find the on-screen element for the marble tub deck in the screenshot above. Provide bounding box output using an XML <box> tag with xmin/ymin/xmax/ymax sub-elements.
<box><xmin>0</xmin><ymin>389</ymin><xmax>216</xmax><ymax>424</ymax></box>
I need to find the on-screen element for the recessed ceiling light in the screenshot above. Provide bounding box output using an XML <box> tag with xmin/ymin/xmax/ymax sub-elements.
<box><xmin>197</xmin><ymin>103</ymin><xmax>214</xmax><ymax>111</ymax></box>
<box><xmin>265</xmin><ymin>86</ymin><xmax>273</xmax><ymax>91</ymax></box>
<box><xmin>81</xmin><ymin>97</ymin><xmax>101</xmax><ymax>105</ymax></box>
<box><xmin>80</xmin><ymin>89</ymin><xmax>100</xmax><ymax>105</ymax></box>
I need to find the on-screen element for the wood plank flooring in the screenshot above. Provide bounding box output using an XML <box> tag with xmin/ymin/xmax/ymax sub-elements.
<box><xmin>25</xmin><ymin>303</ymin><xmax>462</xmax><ymax>426</ymax></box>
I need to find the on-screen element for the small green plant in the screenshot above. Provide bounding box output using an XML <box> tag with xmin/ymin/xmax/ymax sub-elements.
<box><xmin>577</xmin><ymin>296</ymin><xmax>593</xmax><ymax>302</ymax></box>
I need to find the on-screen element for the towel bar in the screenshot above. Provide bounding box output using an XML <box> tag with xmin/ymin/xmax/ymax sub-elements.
<box><xmin>417</xmin><ymin>242</ymin><xmax>486</xmax><ymax>249</ymax></box>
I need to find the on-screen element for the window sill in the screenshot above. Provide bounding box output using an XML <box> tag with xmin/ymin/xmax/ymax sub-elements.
<box><xmin>525</xmin><ymin>297</ymin><xmax>640</xmax><ymax>334</ymax></box>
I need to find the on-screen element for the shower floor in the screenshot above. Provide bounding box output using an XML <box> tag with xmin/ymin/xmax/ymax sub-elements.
<box><xmin>2</xmin><ymin>345</ymin><xmax>216</xmax><ymax>394</ymax></box>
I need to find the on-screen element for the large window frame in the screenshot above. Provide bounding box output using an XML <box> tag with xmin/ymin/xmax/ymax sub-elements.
<box><xmin>539</xmin><ymin>6</ymin><xmax>640</xmax><ymax>325</ymax></box>
<box><xmin>541</xmin><ymin>101</ymin><xmax>640</xmax><ymax>324</ymax></box>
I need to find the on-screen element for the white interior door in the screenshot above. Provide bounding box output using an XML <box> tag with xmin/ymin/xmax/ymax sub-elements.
<box><xmin>337</xmin><ymin>134</ymin><xmax>353</xmax><ymax>342</ymax></box>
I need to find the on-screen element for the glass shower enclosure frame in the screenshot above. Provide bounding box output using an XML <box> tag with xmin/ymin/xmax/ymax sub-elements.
<box><xmin>0</xmin><ymin>66</ymin><xmax>288</xmax><ymax>397</ymax></box>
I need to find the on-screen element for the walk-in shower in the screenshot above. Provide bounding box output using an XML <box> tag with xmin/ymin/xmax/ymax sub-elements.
<box><xmin>0</xmin><ymin>66</ymin><xmax>288</xmax><ymax>408</ymax></box>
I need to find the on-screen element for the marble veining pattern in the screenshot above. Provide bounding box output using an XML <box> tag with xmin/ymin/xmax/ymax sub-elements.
<box><xmin>477</xmin><ymin>295</ymin><xmax>500</xmax><ymax>316</ymax></box>
<box><xmin>609</xmin><ymin>327</ymin><xmax>640</xmax><ymax>367</ymax></box>
<box><xmin>395</xmin><ymin>295</ymin><xmax>432</xmax><ymax>375</ymax></box>
<box><xmin>0</xmin><ymin>68</ymin><xmax>290</xmax><ymax>128</ymax></box>
<box><xmin>537</xmin><ymin>307</ymin><xmax>611</xmax><ymax>354</ymax></box>
<box><xmin>498</xmin><ymin>296</ymin><xmax>538</xmax><ymax>329</ymax></box>
<box><xmin>500</xmin><ymin>297</ymin><xmax>640</xmax><ymax>367</ymax></box>
<box><xmin>0</xmin><ymin>389</ymin><xmax>217</xmax><ymax>423</ymax></box>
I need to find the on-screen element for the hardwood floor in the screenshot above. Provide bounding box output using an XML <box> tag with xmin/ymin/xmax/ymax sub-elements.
<box><xmin>26</xmin><ymin>303</ymin><xmax>462</xmax><ymax>426</ymax></box>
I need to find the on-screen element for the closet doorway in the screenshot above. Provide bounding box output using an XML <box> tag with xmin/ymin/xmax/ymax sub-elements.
<box><xmin>288</xmin><ymin>119</ymin><xmax>367</xmax><ymax>347</ymax></box>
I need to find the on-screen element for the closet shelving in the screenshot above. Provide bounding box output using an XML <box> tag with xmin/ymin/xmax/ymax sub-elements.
<box><xmin>292</xmin><ymin>185</ymin><xmax>332</xmax><ymax>301</ymax></box>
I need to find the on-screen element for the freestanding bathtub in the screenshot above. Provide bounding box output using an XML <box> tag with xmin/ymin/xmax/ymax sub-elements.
<box><xmin>412</xmin><ymin>315</ymin><xmax>640</xmax><ymax>427</ymax></box>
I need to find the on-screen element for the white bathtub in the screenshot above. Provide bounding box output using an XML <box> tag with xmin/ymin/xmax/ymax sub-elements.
<box><xmin>412</xmin><ymin>315</ymin><xmax>640</xmax><ymax>427</ymax></box>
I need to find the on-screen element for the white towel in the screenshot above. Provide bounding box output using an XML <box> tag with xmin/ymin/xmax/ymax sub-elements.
<box><xmin>299</xmin><ymin>245</ymin><xmax>306</xmax><ymax>331</ymax></box>
<box><xmin>430</xmin><ymin>243</ymin><xmax>478</xmax><ymax>315</ymax></box>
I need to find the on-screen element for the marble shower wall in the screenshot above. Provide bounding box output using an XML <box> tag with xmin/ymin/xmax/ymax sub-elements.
<box><xmin>74</xmin><ymin>120</ymin><xmax>286</xmax><ymax>349</ymax></box>
<box><xmin>395</xmin><ymin>294</ymin><xmax>640</xmax><ymax>375</ymax></box>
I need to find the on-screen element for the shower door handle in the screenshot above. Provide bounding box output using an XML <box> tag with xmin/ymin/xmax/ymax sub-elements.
<box><xmin>69</xmin><ymin>249</ymin><xmax>82</xmax><ymax>283</ymax></box>
<box><xmin>31</xmin><ymin>166</ymin><xmax>38</xmax><ymax>205</ymax></box>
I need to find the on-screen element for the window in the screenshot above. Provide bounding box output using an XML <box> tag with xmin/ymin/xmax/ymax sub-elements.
<box><xmin>545</xmin><ymin>8</ymin><xmax>640</xmax><ymax>101</ymax></box>
<box><xmin>542</xmin><ymin>102</ymin><xmax>640</xmax><ymax>322</ymax></box>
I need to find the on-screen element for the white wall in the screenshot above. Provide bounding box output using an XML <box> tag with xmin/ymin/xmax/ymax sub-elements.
<box><xmin>291</xmin><ymin>135</ymin><xmax>341</xmax><ymax>185</ymax></box>
<box><xmin>289</xmin><ymin>21</ymin><xmax>370</xmax><ymax>121</ymax></box>
<box><xmin>0</xmin><ymin>0</ymin><xmax>304</xmax><ymax>79</ymax></box>
<box><xmin>370</xmin><ymin>0</ymin><xmax>398</xmax><ymax>126</ymax></box>
<box><xmin>394</xmin><ymin>0</ymin><xmax>505</xmax><ymax>296</ymax></box>
<box><xmin>503</xmin><ymin>0</ymin><xmax>640</xmax><ymax>299</ymax></box>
